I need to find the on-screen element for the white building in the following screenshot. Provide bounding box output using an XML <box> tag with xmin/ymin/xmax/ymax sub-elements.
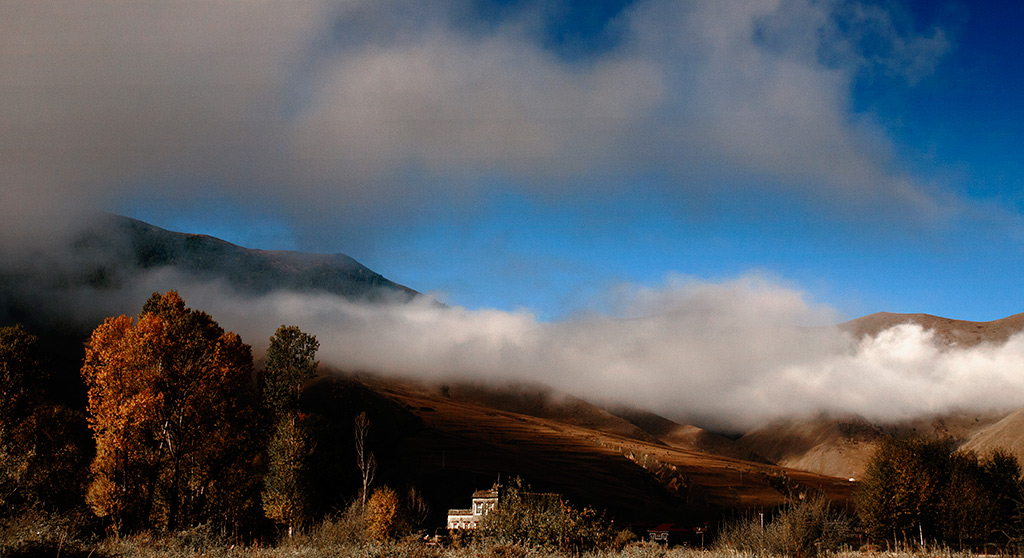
<box><xmin>446</xmin><ymin>485</ymin><xmax>499</xmax><ymax>530</ymax></box>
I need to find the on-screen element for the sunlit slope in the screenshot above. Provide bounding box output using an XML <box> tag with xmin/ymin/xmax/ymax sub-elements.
<box><xmin>735</xmin><ymin>408</ymin><xmax>1006</xmax><ymax>480</ymax></box>
<box><xmin>962</xmin><ymin>409</ymin><xmax>1024</xmax><ymax>465</ymax></box>
<box><xmin>841</xmin><ymin>312</ymin><xmax>1024</xmax><ymax>347</ymax></box>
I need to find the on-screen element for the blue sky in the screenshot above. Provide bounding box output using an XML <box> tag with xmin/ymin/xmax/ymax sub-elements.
<box><xmin>5</xmin><ymin>0</ymin><xmax>1024</xmax><ymax>322</ymax></box>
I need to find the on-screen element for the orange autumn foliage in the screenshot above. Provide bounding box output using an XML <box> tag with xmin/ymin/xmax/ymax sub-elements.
<box><xmin>82</xmin><ymin>291</ymin><xmax>264</xmax><ymax>532</ymax></box>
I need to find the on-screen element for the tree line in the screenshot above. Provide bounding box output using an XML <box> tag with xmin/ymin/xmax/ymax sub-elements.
<box><xmin>720</xmin><ymin>435</ymin><xmax>1024</xmax><ymax>555</ymax></box>
<box><xmin>856</xmin><ymin>436</ymin><xmax>1023</xmax><ymax>550</ymax></box>
<box><xmin>0</xmin><ymin>290</ymin><xmax>375</xmax><ymax>538</ymax></box>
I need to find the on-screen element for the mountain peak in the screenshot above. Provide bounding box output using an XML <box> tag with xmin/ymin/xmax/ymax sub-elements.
<box><xmin>74</xmin><ymin>214</ymin><xmax>421</xmax><ymax>301</ymax></box>
<box><xmin>840</xmin><ymin>311</ymin><xmax>1024</xmax><ymax>347</ymax></box>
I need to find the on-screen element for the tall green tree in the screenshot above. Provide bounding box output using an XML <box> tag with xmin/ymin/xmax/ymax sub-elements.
<box><xmin>82</xmin><ymin>291</ymin><xmax>263</xmax><ymax>531</ymax></box>
<box><xmin>260</xmin><ymin>325</ymin><xmax>318</xmax><ymax>535</ymax></box>
<box><xmin>262</xmin><ymin>325</ymin><xmax>319</xmax><ymax>417</ymax></box>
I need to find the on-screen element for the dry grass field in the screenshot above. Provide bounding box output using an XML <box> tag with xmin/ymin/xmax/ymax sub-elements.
<box><xmin>0</xmin><ymin>508</ymin><xmax>981</xmax><ymax>558</ymax></box>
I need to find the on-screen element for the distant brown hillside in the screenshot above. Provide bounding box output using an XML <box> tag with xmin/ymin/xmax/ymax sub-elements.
<box><xmin>324</xmin><ymin>374</ymin><xmax>856</xmax><ymax>526</ymax></box>
<box><xmin>737</xmin><ymin>415</ymin><xmax>882</xmax><ymax>480</ymax></box>
<box><xmin>439</xmin><ymin>381</ymin><xmax>661</xmax><ymax>444</ymax></box>
<box><xmin>841</xmin><ymin>312</ymin><xmax>1024</xmax><ymax>347</ymax></box>
<box><xmin>734</xmin><ymin>410</ymin><xmax>1007</xmax><ymax>481</ymax></box>
<box><xmin>740</xmin><ymin>311</ymin><xmax>1024</xmax><ymax>480</ymax></box>
<box><xmin>609</xmin><ymin>407</ymin><xmax>771</xmax><ymax>464</ymax></box>
<box><xmin>962</xmin><ymin>409</ymin><xmax>1024</xmax><ymax>465</ymax></box>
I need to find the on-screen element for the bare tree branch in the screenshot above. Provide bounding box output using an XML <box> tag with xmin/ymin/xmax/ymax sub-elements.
<box><xmin>354</xmin><ymin>411</ymin><xmax>376</xmax><ymax>505</ymax></box>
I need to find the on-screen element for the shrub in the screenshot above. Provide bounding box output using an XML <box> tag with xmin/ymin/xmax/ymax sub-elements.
<box><xmin>476</xmin><ymin>478</ymin><xmax>616</xmax><ymax>552</ymax></box>
<box><xmin>716</xmin><ymin>495</ymin><xmax>851</xmax><ymax>557</ymax></box>
<box><xmin>366</xmin><ymin>486</ymin><xmax>402</xmax><ymax>542</ymax></box>
<box><xmin>307</xmin><ymin>500</ymin><xmax>371</xmax><ymax>547</ymax></box>
<box><xmin>610</xmin><ymin>529</ymin><xmax>638</xmax><ymax>550</ymax></box>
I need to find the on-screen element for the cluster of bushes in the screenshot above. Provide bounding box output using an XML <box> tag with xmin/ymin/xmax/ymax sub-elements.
<box><xmin>0</xmin><ymin>484</ymin><xmax>641</xmax><ymax>558</ymax></box>
<box><xmin>715</xmin><ymin>495</ymin><xmax>851</xmax><ymax>557</ymax></box>
<box><xmin>473</xmin><ymin>479</ymin><xmax>636</xmax><ymax>553</ymax></box>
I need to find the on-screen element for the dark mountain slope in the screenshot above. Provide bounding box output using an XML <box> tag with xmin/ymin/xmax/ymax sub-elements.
<box><xmin>1</xmin><ymin>214</ymin><xmax>420</xmax><ymax>331</ymax></box>
<box><xmin>0</xmin><ymin>214</ymin><xmax>421</xmax><ymax>407</ymax></box>
<box><xmin>70</xmin><ymin>214</ymin><xmax>419</xmax><ymax>300</ymax></box>
<box><xmin>610</xmin><ymin>406</ymin><xmax>771</xmax><ymax>463</ymax></box>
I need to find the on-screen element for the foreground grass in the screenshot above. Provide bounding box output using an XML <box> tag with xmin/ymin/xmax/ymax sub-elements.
<box><xmin>0</xmin><ymin>512</ymin><xmax>987</xmax><ymax>558</ymax></box>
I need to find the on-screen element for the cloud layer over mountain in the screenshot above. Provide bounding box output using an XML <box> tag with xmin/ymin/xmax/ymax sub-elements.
<box><xmin>123</xmin><ymin>272</ymin><xmax>1024</xmax><ymax>431</ymax></box>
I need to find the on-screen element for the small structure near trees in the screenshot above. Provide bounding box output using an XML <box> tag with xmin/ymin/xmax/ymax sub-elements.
<box><xmin>446</xmin><ymin>484</ymin><xmax>499</xmax><ymax>530</ymax></box>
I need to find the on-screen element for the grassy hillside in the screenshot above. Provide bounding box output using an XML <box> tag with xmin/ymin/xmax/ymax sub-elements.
<box><xmin>962</xmin><ymin>408</ymin><xmax>1024</xmax><ymax>464</ymax></box>
<box><xmin>318</xmin><ymin>374</ymin><xmax>857</xmax><ymax>528</ymax></box>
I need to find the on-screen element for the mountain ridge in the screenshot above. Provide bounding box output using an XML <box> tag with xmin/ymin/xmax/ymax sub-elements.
<box><xmin>841</xmin><ymin>311</ymin><xmax>1024</xmax><ymax>347</ymax></box>
<box><xmin>0</xmin><ymin>214</ymin><xmax>423</xmax><ymax>332</ymax></box>
<box><xmin>73</xmin><ymin>214</ymin><xmax>421</xmax><ymax>300</ymax></box>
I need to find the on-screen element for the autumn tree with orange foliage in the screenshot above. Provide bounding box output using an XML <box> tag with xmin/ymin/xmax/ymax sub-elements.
<box><xmin>82</xmin><ymin>291</ymin><xmax>264</xmax><ymax>532</ymax></box>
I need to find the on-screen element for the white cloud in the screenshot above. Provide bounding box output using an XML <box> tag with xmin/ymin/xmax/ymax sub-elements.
<box><xmin>88</xmin><ymin>270</ymin><xmax>1020</xmax><ymax>431</ymax></box>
